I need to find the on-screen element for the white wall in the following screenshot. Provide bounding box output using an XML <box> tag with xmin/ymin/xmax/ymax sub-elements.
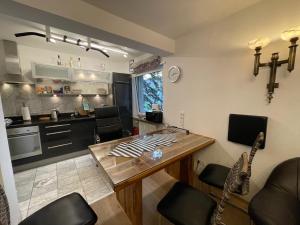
<box><xmin>0</xmin><ymin>96</ymin><xmax>20</xmax><ymax>224</ymax></box>
<box><xmin>164</xmin><ymin>0</ymin><xmax>300</xmax><ymax>197</ymax></box>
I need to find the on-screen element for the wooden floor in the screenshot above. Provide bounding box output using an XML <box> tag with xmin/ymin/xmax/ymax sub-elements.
<box><xmin>91</xmin><ymin>169</ymin><xmax>252</xmax><ymax>225</ymax></box>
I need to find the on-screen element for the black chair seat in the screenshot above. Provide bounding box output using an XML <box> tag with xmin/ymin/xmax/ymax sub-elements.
<box><xmin>198</xmin><ymin>164</ymin><xmax>230</xmax><ymax>189</ymax></box>
<box><xmin>157</xmin><ymin>182</ymin><xmax>217</xmax><ymax>225</ymax></box>
<box><xmin>19</xmin><ymin>193</ymin><xmax>97</xmax><ymax>225</ymax></box>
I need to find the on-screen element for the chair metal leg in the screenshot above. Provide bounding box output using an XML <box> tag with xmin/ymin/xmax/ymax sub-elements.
<box><xmin>158</xmin><ymin>214</ymin><xmax>163</xmax><ymax>225</ymax></box>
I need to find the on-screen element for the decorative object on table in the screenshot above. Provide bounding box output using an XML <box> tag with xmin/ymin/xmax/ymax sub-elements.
<box><xmin>109</xmin><ymin>133</ymin><xmax>177</xmax><ymax>158</ymax></box>
<box><xmin>63</xmin><ymin>85</ymin><xmax>71</xmax><ymax>94</ymax></box>
<box><xmin>168</xmin><ymin>65</ymin><xmax>182</xmax><ymax>83</ymax></box>
<box><xmin>249</xmin><ymin>26</ymin><xmax>300</xmax><ymax>103</ymax></box>
<box><xmin>21</xmin><ymin>103</ymin><xmax>31</xmax><ymax>121</ymax></box>
<box><xmin>152</xmin><ymin>148</ymin><xmax>163</xmax><ymax>160</ymax></box>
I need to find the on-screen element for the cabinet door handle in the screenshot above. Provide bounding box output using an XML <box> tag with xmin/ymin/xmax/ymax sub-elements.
<box><xmin>46</xmin><ymin>130</ymin><xmax>71</xmax><ymax>135</ymax></box>
<box><xmin>45</xmin><ymin>124</ymin><xmax>71</xmax><ymax>128</ymax></box>
<box><xmin>48</xmin><ymin>142</ymin><xmax>72</xmax><ymax>149</ymax></box>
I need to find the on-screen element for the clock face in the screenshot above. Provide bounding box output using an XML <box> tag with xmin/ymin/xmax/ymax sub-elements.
<box><xmin>168</xmin><ymin>66</ymin><xmax>181</xmax><ymax>83</ymax></box>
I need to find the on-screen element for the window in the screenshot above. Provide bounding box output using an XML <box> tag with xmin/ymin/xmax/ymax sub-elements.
<box><xmin>136</xmin><ymin>70</ymin><xmax>163</xmax><ymax>112</ymax></box>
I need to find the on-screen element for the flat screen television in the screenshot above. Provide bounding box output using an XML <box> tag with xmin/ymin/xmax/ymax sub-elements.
<box><xmin>228</xmin><ymin>114</ymin><xmax>268</xmax><ymax>149</ymax></box>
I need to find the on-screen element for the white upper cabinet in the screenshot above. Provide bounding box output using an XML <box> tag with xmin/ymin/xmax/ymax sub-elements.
<box><xmin>31</xmin><ymin>63</ymin><xmax>112</xmax><ymax>83</ymax></box>
<box><xmin>31</xmin><ymin>63</ymin><xmax>72</xmax><ymax>81</ymax></box>
<box><xmin>72</xmin><ymin>69</ymin><xmax>112</xmax><ymax>83</ymax></box>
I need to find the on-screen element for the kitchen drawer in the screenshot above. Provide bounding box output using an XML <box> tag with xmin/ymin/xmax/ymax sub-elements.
<box><xmin>46</xmin><ymin>140</ymin><xmax>73</xmax><ymax>151</ymax></box>
<box><xmin>41</xmin><ymin>123</ymin><xmax>72</xmax><ymax>132</ymax></box>
<box><xmin>44</xmin><ymin>129</ymin><xmax>72</xmax><ymax>141</ymax></box>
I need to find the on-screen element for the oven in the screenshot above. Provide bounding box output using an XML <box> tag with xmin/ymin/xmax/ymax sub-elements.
<box><xmin>7</xmin><ymin>126</ymin><xmax>42</xmax><ymax>161</ymax></box>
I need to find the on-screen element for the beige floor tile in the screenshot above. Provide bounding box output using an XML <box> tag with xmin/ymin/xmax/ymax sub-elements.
<box><xmin>33</xmin><ymin>176</ymin><xmax>57</xmax><ymax>189</ymax></box>
<box><xmin>35</xmin><ymin>170</ymin><xmax>57</xmax><ymax>182</ymax></box>
<box><xmin>29</xmin><ymin>189</ymin><xmax>58</xmax><ymax>209</ymax></box>
<box><xmin>15</xmin><ymin>169</ymin><xmax>36</xmax><ymax>187</ymax></box>
<box><xmin>19</xmin><ymin>200</ymin><xmax>30</xmax><ymax>212</ymax></box>
<box><xmin>16</xmin><ymin>183</ymin><xmax>34</xmax><ymax>202</ymax></box>
<box><xmin>31</xmin><ymin>179</ymin><xmax>57</xmax><ymax>197</ymax></box>
<box><xmin>57</xmin><ymin>175</ymin><xmax>80</xmax><ymax>189</ymax></box>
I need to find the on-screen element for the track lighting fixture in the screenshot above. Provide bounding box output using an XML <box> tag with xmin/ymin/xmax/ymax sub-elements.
<box><xmin>15</xmin><ymin>26</ymin><xmax>129</xmax><ymax>58</ymax></box>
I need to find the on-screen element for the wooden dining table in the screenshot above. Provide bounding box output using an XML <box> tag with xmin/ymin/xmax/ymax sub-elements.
<box><xmin>89</xmin><ymin>128</ymin><xmax>215</xmax><ymax>225</ymax></box>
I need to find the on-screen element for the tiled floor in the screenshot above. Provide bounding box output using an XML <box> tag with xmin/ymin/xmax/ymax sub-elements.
<box><xmin>14</xmin><ymin>154</ymin><xmax>113</xmax><ymax>220</ymax></box>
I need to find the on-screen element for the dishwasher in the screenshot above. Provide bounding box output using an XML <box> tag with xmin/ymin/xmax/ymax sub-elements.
<box><xmin>7</xmin><ymin>126</ymin><xmax>42</xmax><ymax>160</ymax></box>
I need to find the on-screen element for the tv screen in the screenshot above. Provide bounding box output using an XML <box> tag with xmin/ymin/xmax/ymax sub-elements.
<box><xmin>228</xmin><ymin>114</ymin><xmax>268</xmax><ymax>149</ymax></box>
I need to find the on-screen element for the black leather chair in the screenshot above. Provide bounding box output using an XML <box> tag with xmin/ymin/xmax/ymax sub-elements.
<box><xmin>249</xmin><ymin>157</ymin><xmax>300</xmax><ymax>225</ymax></box>
<box><xmin>0</xmin><ymin>187</ymin><xmax>97</xmax><ymax>225</ymax></box>
<box><xmin>157</xmin><ymin>152</ymin><xmax>250</xmax><ymax>225</ymax></box>
<box><xmin>95</xmin><ymin>106</ymin><xmax>123</xmax><ymax>143</ymax></box>
<box><xmin>199</xmin><ymin>132</ymin><xmax>264</xmax><ymax>190</ymax></box>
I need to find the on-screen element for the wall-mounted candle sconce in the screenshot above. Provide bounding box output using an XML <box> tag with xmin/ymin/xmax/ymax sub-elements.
<box><xmin>249</xmin><ymin>26</ymin><xmax>300</xmax><ymax>103</ymax></box>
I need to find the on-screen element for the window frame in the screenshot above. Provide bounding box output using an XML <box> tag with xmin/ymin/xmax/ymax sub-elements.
<box><xmin>134</xmin><ymin>69</ymin><xmax>163</xmax><ymax>114</ymax></box>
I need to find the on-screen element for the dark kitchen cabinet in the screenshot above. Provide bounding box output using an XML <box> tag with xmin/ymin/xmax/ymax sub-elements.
<box><xmin>71</xmin><ymin>120</ymin><xmax>95</xmax><ymax>151</ymax></box>
<box><xmin>112</xmin><ymin>73</ymin><xmax>133</xmax><ymax>135</ymax></box>
<box><xmin>40</xmin><ymin>122</ymin><xmax>73</xmax><ymax>157</ymax></box>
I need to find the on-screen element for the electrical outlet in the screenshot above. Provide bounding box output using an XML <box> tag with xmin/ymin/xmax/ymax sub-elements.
<box><xmin>195</xmin><ymin>159</ymin><xmax>206</xmax><ymax>174</ymax></box>
<box><xmin>179</xmin><ymin>111</ymin><xmax>184</xmax><ymax>128</ymax></box>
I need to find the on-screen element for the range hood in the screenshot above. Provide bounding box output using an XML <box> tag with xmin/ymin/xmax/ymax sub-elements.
<box><xmin>0</xmin><ymin>40</ymin><xmax>32</xmax><ymax>84</ymax></box>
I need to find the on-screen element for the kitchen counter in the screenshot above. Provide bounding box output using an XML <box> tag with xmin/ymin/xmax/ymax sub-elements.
<box><xmin>6</xmin><ymin>114</ymin><xmax>96</xmax><ymax>129</ymax></box>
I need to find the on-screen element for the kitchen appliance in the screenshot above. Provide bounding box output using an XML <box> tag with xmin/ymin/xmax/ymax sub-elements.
<box><xmin>0</xmin><ymin>40</ymin><xmax>33</xmax><ymax>84</ymax></box>
<box><xmin>51</xmin><ymin>109</ymin><xmax>59</xmax><ymax>120</ymax></box>
<box><xmin>21</xmin><ymin>104</ymin><xmax>31</xmax><ymax>121</ymax></box>
<box><xmin>7</xmin><ymin>126</ymin><xmax>42</xmax><ymax>160</ymax></box>
<box><xmin>146</xmin><ymin>111</ymin><xmax>163</xmax><ymax>123</ymax></box>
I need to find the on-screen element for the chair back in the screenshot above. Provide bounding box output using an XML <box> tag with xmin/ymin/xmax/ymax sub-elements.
<box><xmin>211</xmin><ymin>132</ymin><xmax>265</xmax><ymax>225</ymax></box>
<box><xmin>95</xmin><ymin>106</ymin><xmax>123</xmax><ymax>142</ymax></box>
<box><xmin>211</xmin><ymin>153</ymin><xmax>248</xmax><ymax>225</ymax></box>
<box><xmin>0</xmin><ymin>184</ymin><xmax>10</xmax><ymax>225</ymax></box>
<box><xmin>242</xmin><ymin>132</ymin><xmax>264</xmax><ymax>194</ymax></box>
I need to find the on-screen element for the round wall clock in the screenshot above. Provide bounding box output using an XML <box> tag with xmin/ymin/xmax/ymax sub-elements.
<box><xmin>168</xmin><ymin>66</ymin><xmax>182</xmax><ymax>83</ymax></box>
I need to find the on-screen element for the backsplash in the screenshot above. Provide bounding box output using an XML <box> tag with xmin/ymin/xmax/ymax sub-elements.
<box><xmin>0</xmin><ymin>83</ymin><xmax>113</xmax><ymax>117</ymax></box>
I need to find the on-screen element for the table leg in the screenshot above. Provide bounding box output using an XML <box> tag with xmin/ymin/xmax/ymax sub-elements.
<box><xmin>180</xmin><ymin>155</ymin><xmax>194</xmax><ymax>185</ymax></box>
<box><xmin>165</xmin><ymin>155</ymin><xmax>194</xmax><ymax>185</ymax></box>
<box><xmin>116</xmin><ymin>180</ymin><xmax>143</xmax><ymax>225</ymax></box>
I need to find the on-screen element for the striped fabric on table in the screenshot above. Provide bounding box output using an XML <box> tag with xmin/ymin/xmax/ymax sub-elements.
<box><xmin>109</xmin><ymin>134</ymin><xmax>177</xmax><ymax>158</ymax></box>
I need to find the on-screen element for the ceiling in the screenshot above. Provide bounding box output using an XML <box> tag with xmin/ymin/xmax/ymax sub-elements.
<box><xmin>83</xmin><ymin>0</ymin><xmax>263</xmax><ymax>38</ymax></box>
<box><xmin>0</xmin><ymin>14</ymin><xmax>144</xmax><ymax>62</ymax></box>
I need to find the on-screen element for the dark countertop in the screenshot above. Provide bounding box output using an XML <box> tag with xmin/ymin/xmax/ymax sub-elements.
<box><xmin>6</xmin><ymin>114</ymin><xmax>96</xmax><ymax>129</ymax></box>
